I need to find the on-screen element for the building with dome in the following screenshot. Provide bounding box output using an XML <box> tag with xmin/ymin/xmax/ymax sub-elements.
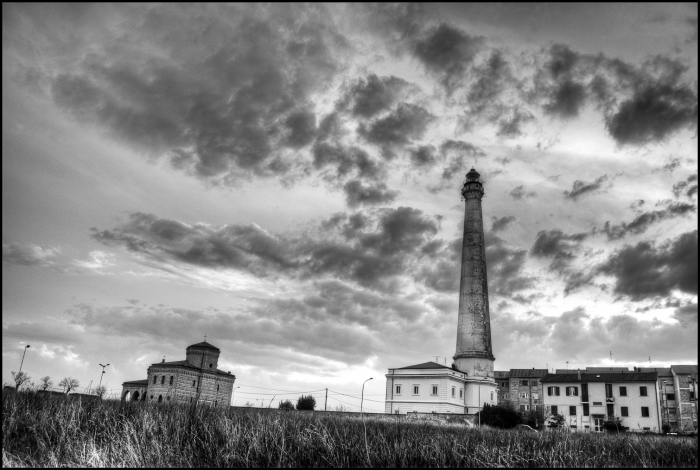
<box><xmin>121</xmin><ymin>340</ymin><xmax>236</xmax><ymax>408</ymax></box>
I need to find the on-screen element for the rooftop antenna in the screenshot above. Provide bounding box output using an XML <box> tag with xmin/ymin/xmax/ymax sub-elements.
<box><xmin>566</xmin><ymin>361</ymin><xmax>569</xmax><ymax>370</ymax></box>
<box><xmin>204</xmin><ymin>334</ymin><xmax>207</xmax><ymax>342</ymax></box>
<box><xmin>433</xmin><ymin>356</ymin><xmax>440</xmax><ymax>363</ymax></box>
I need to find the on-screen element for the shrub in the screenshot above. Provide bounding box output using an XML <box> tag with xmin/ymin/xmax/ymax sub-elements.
<box><xmin>546</xmin><ymin>413</ymin><xmax>566</xmax><ymax>428</ymax></box>
<box><xmin>477</xmin><ymin>404</ymin><xmax>521</xmax><ymax>429</ymax></box>
<box><xmin>296</xmin><ymin>394</ymin><xmax>316</xmax><ymax>411</ymax></box>
<box><xmin>278</xmin><ymin>399</ymin><xmax>294</xmax><ymax>411</ymax></box>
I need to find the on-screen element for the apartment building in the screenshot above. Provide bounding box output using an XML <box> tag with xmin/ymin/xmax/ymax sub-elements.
<box><xmin>541</xmin><ymin>371</ymin><xmax>661</xmax><ymax>433</ymax></box>
<box><xmin>635</xmin><ymin>365</ymin><xmax>697</xmax><ymax>432</ymax></box>
<box><xmin>495</xmin><ymin>369</ymin><xmax>548</xmax><ymax>414</ymax></box>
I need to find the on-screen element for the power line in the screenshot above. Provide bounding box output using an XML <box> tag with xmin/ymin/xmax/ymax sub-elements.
<box><xmin>326</xmin><ymin>395</ymin><xmax>384</xmax><ymax>413</ymax></box>
<box><xmin>235</xmin><ymin>383</ymin><xmax>329</xmax><ymax>393</ymax></box>
<box><xmin>235</xmin><ymin>390</ymin><xmax>325</xmax><ymax>396</ymax></box>
<box><xmin>328</xmin><ymin>390</ymin><xmax>385</xmax><ymax>403</ymax></box>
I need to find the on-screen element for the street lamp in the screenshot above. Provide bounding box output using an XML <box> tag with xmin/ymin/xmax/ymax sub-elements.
<box><xmin>361</xmin><ymin>377</ymin><xmax>373</xmax><ymax>415</ymax></box>
<box><xmin>18</xmin><ymin>345</ymin><xmax>30</xmax><ymax>374</ymax></box>
<box><xmin>98</xmin><ymin>363</ymin><xmax>110</xmax><ymax>389</ymax></box>
<box><xmin>232</xmin><ymin>386</ymin><xmax>240</xmax><ymax>405</ymax></box>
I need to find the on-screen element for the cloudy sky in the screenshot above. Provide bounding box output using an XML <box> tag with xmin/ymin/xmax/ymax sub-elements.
<box><xmin>3</xmin><ymin>3</ymin><xmax>697</xmax><ymax>410</ymax></box>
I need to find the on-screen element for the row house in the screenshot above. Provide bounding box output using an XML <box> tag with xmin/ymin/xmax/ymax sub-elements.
<box><xmin>541</xmin><ymin>371</ymin><xmax>661</xmax><ymax>433</ymax></box>
<box><xmin>495</xmin><ymin>369</ymin><xmax>548</xmax><ymax>414</ymax></box>
<box><xmin>637</xmin><ymin>365</ymin><xmax>698</xmax><ymax>432</ymax></box>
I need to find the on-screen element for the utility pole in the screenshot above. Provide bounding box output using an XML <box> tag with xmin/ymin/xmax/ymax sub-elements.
<box><xmin>325</xmin><ymin>388</ymin><xmax>328</xmax><ymax>411</ymax></box>
<box><xmin>361</xmin><ymin>378</ymin><xmax>373</xmax><ymax>416</ymax></box>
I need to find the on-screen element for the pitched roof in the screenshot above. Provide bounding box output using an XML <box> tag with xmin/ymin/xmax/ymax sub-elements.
<box><xmin>586</xmin><ymin>367</ymin><xmax>630</xmax><ymax>372</ymax></box>
<box><xmin>555</xmin><ymin>369</ymin><xmax>578</xmax><ymax>374</ymax></box>
<box><xmin>541</xmin><ymin>372</ymin><xmax>658</xmax><ymax>383</ymax></box>
<box><xmin>494</xmin><ymin>371</ymin><xmax>511</xmax><ymax>378</ymax></box>
<box><xmin>186</xmin><ymin>341</ymin><xmax>220</xmax><ymax>351</ymax></box>
<box><xmin>636</xmin><ymin>367</ymin><xmax>672</xmax><ymax>376</ymax></box>
<box><xmin>509</xmin><ymin>369</ymin><xmax>548</xmax><ymax>378</ymax></box>
<box><xmin>122</xmin><ymin>379</ymin><xmax>149</xmax><ymax>385</ymax></box>
<box><xmin>398</xmin><ymin>361</ymin><xmax>452</xmax><ymax>370</ymax></box>
<box><xmin>671</xmin><ymin>365</ymin><xmax>698</xmax><ymax>374</ymax></box>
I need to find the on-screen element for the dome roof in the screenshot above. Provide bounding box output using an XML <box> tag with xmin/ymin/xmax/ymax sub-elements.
<box><xmin>466</xmin><ymin>168</ymin><xmax>481</xmax><ymax>180</ymax></box>
<box><xmin>186</xmin><ymin>341</ymin><xmax>220</xmax><ymax>351</ymax></box>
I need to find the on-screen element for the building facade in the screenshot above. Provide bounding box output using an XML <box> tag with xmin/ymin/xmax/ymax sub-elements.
<box><xmin>637</xmin><ymin>365</ymin><xmax>698</xmax><ymax>432</ymax></box>
<box><xmin>495</xmin><ymin>369</ymin><xmax>548</xmax><ymax>414</ymax></box>
<box><xmin>541</xmin><ymin>372</ymin><xmax>662</xmax><ymax>433</ymax></box>
<box><xmin>385</xmin><ymin>169</ymin><xmax>497</xmax><ymax>414</ymax></box>
<box><xmin>121</xmin><ymin>341</ymin><xmax>236</xmax><ymax>408</ymax></box>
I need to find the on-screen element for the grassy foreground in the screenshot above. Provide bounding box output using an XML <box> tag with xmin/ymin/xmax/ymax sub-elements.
<box><xmin>3</xmin><ymin>391</ymin><xmax>697</xmax><ymax>468</ymax></box>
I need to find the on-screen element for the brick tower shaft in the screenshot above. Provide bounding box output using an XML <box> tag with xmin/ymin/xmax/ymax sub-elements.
<box><xmin>453</xmin><ymin>168</ymin><xmax>495</xmax><ymax>377</ymax></box>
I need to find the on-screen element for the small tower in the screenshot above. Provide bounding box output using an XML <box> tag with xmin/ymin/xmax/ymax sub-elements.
<box><xmin>186</xmin><ymin>341</ymin><xmax>220</xmax><ymax>371</ymax></box>
<box><xmin>454</xmin><ymin>168</ymin><xmax>495</xmax><ymax>376</ymax></box>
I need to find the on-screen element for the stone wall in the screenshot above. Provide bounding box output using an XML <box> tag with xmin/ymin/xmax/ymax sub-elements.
<box><xmin>146</xmin><ymin>366</ymin><xmax>235</xmax><ymax>408</ymax></box>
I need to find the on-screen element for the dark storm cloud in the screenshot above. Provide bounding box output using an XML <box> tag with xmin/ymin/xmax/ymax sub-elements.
<box><xmin>312</xmin><ymin>142</ymin><xmax>385</xmax><ymax>181</ymax></box>
<box><xmin>408</xmin><ymin>145</ymin><xmax>438</xmax><ymax>168</ymax></box>
<box><xmin>426</xmin><ymin>140</ymin><xmax>486</xmax><ymax>193</ymax></box>
<box><xmin>672</xmin><ymin>174</ymin><xmax>698</xmax><ymax>199</ymax></box>
<box><xmin>26</xmin><ymin>4</ymin><xmax>351</xmax><ymax>185</ymax></box>
<box><xmin>466</xmin><ymin>50</ymin><xmax>512</xmax><ymax>116</ymax></box>
<box><xmin>672</xmin><ymin>303</ymin><xmax>698</xmax><ymax>325</ymax></box>
<box><xmin>358</xmin><ymin>103</ymin><xmax>435</xmax><ymax>148</ymax></box>
<box><xmin>563</xmin><ymin>175</ymin><xmax>609</xmax><ymax>200</ymax></box>
<box><xmin>92</xmin><ymin>207</ymin><xmax>443</xmax><ymax>292</ymax></box>
<box><xmin>544</xmin><ymin>80</ymin><xmax>587</xmax><ymax>118</ymax></box>
<box><xmin>343</xmin><ymin>180</ymin><xmax>400</xmax><ymax>208</ymax></box>
<box><xmin>530</xmin><ymin>229</ymin><xmax>592</xmax><ymax>294</ymax></box>
<box><xmin>340</xmin><ymin>74</ymin><xmax>411</xmax><ymax>118</ymax></box>
<box><xmin>605</xmin><ymin>84</ymin><xmax>698</xmax><ymax>146</ymax></box>
<box><xmin>413</xmin><ymin>23</ymin><xmax>485</xmax><ymax>94</ymax></box>
<box><xmin>485</xmin><ymin>233</ymin><xmax>538</xmax><ymax>298</ymax></box>
<box><xmin>509</xmin><ymin>185</ymin><xmax>536</xmax><ymax>200</ymax></box>
<box><xmin>496</xmin><ymin>107</ymin><xmax>535</xmax><ymax>138</ymax></box>
<box><xmin>2</xmin><ymin>242</ymin><xmax>60</xmax><ymax>267</ymax></box>
<box><xmin>601</xmin><ymin>202</ymin><xmax>696</xmax><ymax>240</ymax></box>
<box><xmin>491</xmin><ymin>216</ymin><xmax>516</xmax><ymax>233</ymax></box>
<box><xmin>598</xmin><ymin>230</ymin><xmax>698</xmax><ymax>300</ymax></box>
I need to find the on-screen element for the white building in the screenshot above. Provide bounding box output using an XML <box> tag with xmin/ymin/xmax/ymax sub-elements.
<box><xmin>385</xmin><ymin>362</ymin><xmax>497</xmax><ymax>414</ymax></box>
<box><xmin>541</xmin><ymin>371</ymin><xmax>662</xmax><ymax>432</ymax></box>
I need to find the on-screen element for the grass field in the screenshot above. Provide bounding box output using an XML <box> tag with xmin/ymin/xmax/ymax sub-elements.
<box><xmin>2</xmin><ymin>390</ymin><xmax>697</xmax><ymax>467</ymax></box>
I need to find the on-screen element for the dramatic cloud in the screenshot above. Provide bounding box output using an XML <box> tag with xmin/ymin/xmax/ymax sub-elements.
<box><xmin>598</xmin><ymin>230</ymin><xmax>698</xmax><ymax>300</ymax></box>
<box><xmin>343</xmin><ymin>180</ymin><xmax>400</xmax><ymax>208</ymax></box>
<box><xmin>358</xmin><ymin>103</ymin><xmax>434</xmax><ymax>148</ymax></box>
<box><xmin>564</xmin><ymin>174</ymin><xmax>609</xmax><ymax>200</ymax></box>
<box><xmin>485</xmin><ymin>233</ymin><xmax>538</xmax><ymax>298</ymax></box>
<box><xmin>602</xmin><ymin>202</ymin><xmax>696</xmax><ymax>240</ymax></box>
<box><xmin>413</xmin><ymin>23</ymin><xmax>484</xmax><ymax>94</ymax></box>
<box><xmin>2</xmin><ymin>242</ymin><xmax>60</xmax><ymax>267</ymax></box>
<box><xmin>509</xmin><ymin>185</ymin><xmax>537</xmax><ymax>200</ymax></box>
<box><xmin>491</xmin><ymin>216</ymin><xmax>516</xmax><ymax>233</ymax></box>
<box><xmin>530</xmin><ymin>229</ymin><xmax>592</xmax><ymax>294</ymax></box>
<box><xmin>340</xmin><ymin>74</ymin><xmax>411</xmax><ymax>118</ymax></box>
<box><xmin>312</xmin><ymin>142</ymin><xmax>385</xmax><ymax>182</ymax></box>
<box><xmin>672</xmin><ymin>174</ymin><xmax>698</xmax><ymax>199</ymax></box>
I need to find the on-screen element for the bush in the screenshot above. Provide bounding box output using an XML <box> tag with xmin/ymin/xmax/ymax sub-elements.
<box><xmin>278</xmin><ymin>399</ymin><xmax>294</xmax><ymax>411</ymax></box>
<box><xmin>603</xmin><ymin>417</ymin><xmax>625</xmax><ymax>433</ymax></box>
<box><xmin>296</xmin><ymin>394</ymin><xmax>316</xmax><ymax>411</ymax></box>
<box><xmin>477</xmin><ymin>404</ymin><xmax>521</xmax><ymax>429</ymax></box>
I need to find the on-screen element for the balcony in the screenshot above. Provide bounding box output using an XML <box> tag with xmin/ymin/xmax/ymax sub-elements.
<box><xmin>606</xmin><ymin>397</ymin><xmax>614</xmax><ymax>403</ymax></box>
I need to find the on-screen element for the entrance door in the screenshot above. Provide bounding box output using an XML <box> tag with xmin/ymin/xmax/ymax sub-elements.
<box><xmin>593</xmin><ymin>416</ymin><xmax>604</xmax><ymax>433</ymax></box>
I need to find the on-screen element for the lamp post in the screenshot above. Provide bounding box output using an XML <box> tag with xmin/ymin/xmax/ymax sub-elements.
<box><xmin>478</xmin><ymin>380</ymin><xmax>481</xmax><ymax>427</ymax></box>
<box><xmin>18</xmin><ymin>345</ymin><xmax>30</xmax><ymax>374</ymax></box>
<box><xmin>98</xmin><ymin>363</ymin><xmax>110</xmax><ymax>389</ymax></box>
<box><xmin>361</xmin><ymin>377</ymin><xmax>373</xmax><ymax>415</ymax></box>
<box><xmin>232</xmin><ymin>386</ymin><xmax>240</xmax><ymax>405</ymax></box>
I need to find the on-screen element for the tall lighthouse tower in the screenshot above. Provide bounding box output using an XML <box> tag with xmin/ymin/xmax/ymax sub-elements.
<box><xmin>453</xmin><ymin>168</ymin><xmax>496</xmax><ymax>377</ymax></box>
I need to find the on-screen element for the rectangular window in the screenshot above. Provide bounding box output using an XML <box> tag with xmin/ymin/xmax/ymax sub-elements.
<box><xmin>605</xmin><ymin>384</ymin><xmax>612</xmax><ymax>398</ymax></box>
<box><xmin>161</xmin><ymin>376</ymin><xmax>165</xmax><ymax>385</ymax></box>
<box><xmin>519</xmin><ymin>392</ymin><xmax>529</xmax><ymax>398</ymax></box>
<box><xmin>607</xmin><ymin>404</ymin><xmax>614</xmax><ymax>418</ymax></box>
<box><xmin>619</xmin><ymin>386</ymin><xmax>627</xmax><ymax>397</ymax></box>
<box><xmin>520</xmin><ymin>404</ymin><xmax>529</xmax><ymax>412</ymax></box>
<box><xmin>569</xmin><ymin>406</ymin><xmax>576</xmax><ymax>415</ymax></box>
<box><xmin>641</xmin><ymin>407</ymin><xmax>649</xmax><ymax>417</ymax></box>
<box><xmin>396</xmin><ymin>385</ymin><xmax>401</xmax><ymax>394</ymax></box>
<box><xmin>532</xmin><ymin>393</ymin><xmax>539</xmax><ymax>400</ymax></box>
<box><xmin>643</xmin><ymin>427</ymin><xmax>650</xmax><ymax>431</ymax></box>
<box><xmin>491</xmin><ymin>392</ymin><xmax>494</xmax><ymax>401</ymax></box>
<box><xmin>547</xmin><ymin>386</ymin><xmax>561</xmax><ymax>396</ymax></box>
<box><xmin>581</xmin><ymin>383</ymin><xmax>589</xmax><ymax>402</ymax></box>
<box><xmin>502</xmin><ymin>382</ymin><xmax>509</xmax><ymax>388</ymax></box>
<box><xmin>666</xmin><ymin>393</ymin><xmax>675</xmax><ymax>401</ymax></box>
<box><xmin>551</xmin><ymin>405</ymin><xmax>558</xmax><ymax>414</ymax></box>
<box><xmin>640</xmin><ymin>386</ymin><xmax>648</xmax><ymax>397</ymax></box>
<box><xmin>432</xmin><ymin>385</ymin><xmax>438</xmax><ymax>395</ymax></box>
<box><xmin>621</xmin><ymin>406</ymin><xmax>628</xmax><ymax>417</ymax></box>
<box><xmin>593</xmin><ymin>402</ymin><xmax>603</xmax><ymax>406</ymax></box>
<box><xmin>566</xmin><ymin>386</ymin><xmax>578</xmax><ymax>396</ymax></box>
<box><xmin>583</xmin><ymin>404</ymin><xmax>589</xmax><ymax>416</ymax></box>
<box><xmin>520</xmin><ymin>380</ymin><xmax>528</xmax><ymax>386</ymax></box>
<box><xmin>452</xmin><ymin>386</ymin><xmax>455</xmax><ymax>397</ymax></box>
<box><xmin>531</xmin><ymin>380</ymin><xmax>538</xmax><ymax>386</ymax></box>
<box><xmin>170</xmin><ymin>376</ymin><xmax>173</xmax><ymax>385</ymax></box>
<box><xmin>413</xmin><ymin>385</ymin><xmax>419</xmax><ymax>395</ymax></box>
<box><xmin>153</xmin><ymin>376</ymin><xmax>157</xmax><ymax>384</ymax></box>
<box><xmin>691</xmin><ymin>391</ymin><xmax>695</xmax><ymax>400</ymax></box>
<box><xmin>460</xmin><ymin>389</ymin><xmax>463</xmax><ymax>398</ymax></box>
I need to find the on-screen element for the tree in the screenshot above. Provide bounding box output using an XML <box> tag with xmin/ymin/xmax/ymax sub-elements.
<box><xmin>278</xmin><ymin>399</ymin><xmax>295</xmax><ymax>411</ymax></box>
<box><xmin>93</xmin><ymin>385</ymin><xmax>107</xmax><ymax>399</ymax></box>
<box><xmin>334</xmin><ymin>404</ymin><xmax>351</xmax><ymax>412</ymax></box>
<box><xmin>59</xmin><ymin>377</ymin><xmax>80</xmax><ymax>394</ymax></box>
<box><xmin>603</xmin><ymin>416</ymin><xmax>625</xmax><ymax>433</ymax></box>
<box><xmin>546</xmin><ymin>413</ymin><xmax>566</xmax><ymax>428</ymax></box>
<box><xmin>296</xmin><ymin>394</ymin><xmax>316</xmax><ymax>411</ymax></box>
<box><xmin>11</xmin><ymin>371</ymin><xmax>30</xmax><ymax>390</ymax></box>
<box><xmin>477</xmin><ymin>404</ymin><xmax>522</xmax><ymax>429</ymax></box>
<box><xmin>39</xmin><ymin>376</ymin><xmax>53</xmax><ymax>391</ymax></box>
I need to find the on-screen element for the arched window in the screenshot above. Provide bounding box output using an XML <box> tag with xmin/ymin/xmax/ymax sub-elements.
<box><xmin>192</xmin><ymin>380</ymin><xmax>195</xmax><ymax>387</ymax></box>
<box><xmin>153</xmin><ymin>375</ymin><xmax>157</xmax><ymax>384</ymax></box>
<box><xmin>190</xmin><ymin>397</ymin><xmax>193</xmax><ymax>403</ymax></box>
<box><xmin>150</xmin><ymin>395</ymin><xmax>153</xmax><ymax>400</ymax></box>
<box><xmin>169</xmin><ymin>376</ymin><xmax>173</xmax><ymax>385</ymax></box>
<box><xmin>217</xmin><ymin>384</ymin><xmax>219</xmax><ymax>391</ymax></box>
<box><xmin>161</xmin><ymin>376</ymin><xmax>165</xmax><ymax>385</ymax></box>
<box><xmin>158</xmin><ymin>395</ymin><xmax>163</xmax><ymax>403</ymax></box>
<box><xmin>215</xmin><ymin>400</ymin><xmax>218</xmax><ymax>407</ymax></box>
<box><xmin>209</xmin><ymin>363</ymin><xmax>213</xmax><ymax>369</ymax></box>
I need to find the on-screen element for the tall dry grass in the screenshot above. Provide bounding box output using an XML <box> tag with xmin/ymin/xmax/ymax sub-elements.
<box><xmin>2</xmin><ymin>390</ymin><xmax>697</xmax><ymax>467</ymax></box>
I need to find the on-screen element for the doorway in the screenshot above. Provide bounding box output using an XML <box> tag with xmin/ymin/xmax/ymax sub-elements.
<box><xmin>593</xmin><ymin>415</ymin><xmax>604</xmax><ymax>433</ymax></box>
